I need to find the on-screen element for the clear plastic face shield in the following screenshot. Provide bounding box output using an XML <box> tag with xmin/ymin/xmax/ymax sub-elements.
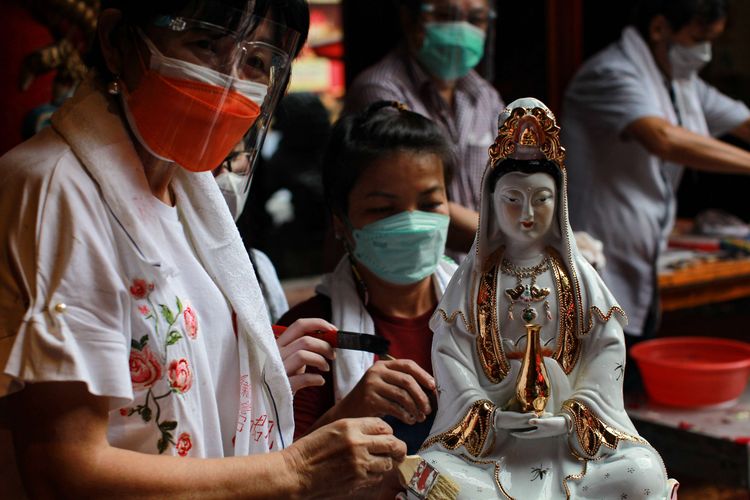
<box><xmin>415</xmin><ymin>0</ymin><xmax>496</xmax><ymax>81</ymax></box>
<box><xmin>121</xmin><ymin>1</ymin><xmax>300</xmax><ymax>188</ymax></box>
<box><xmin>211</xmin><ymin>14</ymin><xmax>301</xmax><ymax>219</ymax></box>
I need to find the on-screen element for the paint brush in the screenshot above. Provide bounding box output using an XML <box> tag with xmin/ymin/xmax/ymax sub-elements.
<box><xmin>397</xmin><ymin>455</ymin><xmax>460</xmax><ymax>500</ymax></box>
<box><xmin>271</xmin><ymin>325</ymin><xmax>391</xmax><ymax>356</ymax></box>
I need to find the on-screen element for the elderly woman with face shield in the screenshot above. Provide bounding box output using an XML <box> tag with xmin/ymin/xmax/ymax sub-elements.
<box><xmin>418</xmin><ymin>99</ymin><xmax>677</xmax><ymax>499</ymax></box>
<box><xmin>0</xmin><ymin>1</ymin><xmax>406</xmax><ymax>497</ymax></box>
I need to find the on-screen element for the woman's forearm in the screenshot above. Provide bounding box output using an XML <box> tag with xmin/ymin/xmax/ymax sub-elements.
<box><xmin>11</xmin><ymin>382</ymin><xmax>405</xmax><ymax>500</ymax></box>
<box><xmin>27</xmin><ymin>444</ymin><xmax>302</xmax><ymax>500</ymax></box>
<box><xmin>10</xmin><ymin>382</ymin><xmax>303</xmax><ymax>499</ymax></box>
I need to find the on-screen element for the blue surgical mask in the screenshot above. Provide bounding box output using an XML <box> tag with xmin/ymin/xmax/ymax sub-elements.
<box><xmin>349</xmin><ymin>210</ymin><xmax>450</xmax><ymax>285</ymax></box>
<box><xmin>668</xmin><ymin>41</ymin><xmax>712</xmax><ymax>80</ymax></box>
<box><xmin>416</xmin><ymin>21</ymin><xmax>486</xmax><ymax>81</ymax></box>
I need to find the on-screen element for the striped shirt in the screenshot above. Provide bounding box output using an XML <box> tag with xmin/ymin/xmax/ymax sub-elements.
<box><xmin>343</xmin><ymin>45</ymin><xmax>504</xmax><ymax>211</ymax></box>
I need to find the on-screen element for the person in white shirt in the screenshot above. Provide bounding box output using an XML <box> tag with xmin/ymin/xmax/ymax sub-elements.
<box><xmin>562</xmin><ymin>0</ymin><xmax>750</xmax><ymax>354</ymax></box>
<box><xmin>0</xmin><ymin>1</ymin><xmax>406</xmax><ymax>498</ymax></box>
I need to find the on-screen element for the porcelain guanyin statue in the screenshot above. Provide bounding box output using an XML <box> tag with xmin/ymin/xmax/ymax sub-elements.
<box><xmin>419</xmin><ymin>98</ymin><xmax>678</xmax><ymax>499</ymax></box>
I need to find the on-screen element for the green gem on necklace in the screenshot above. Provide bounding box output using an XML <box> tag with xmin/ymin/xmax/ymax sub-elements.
<box><xmin>522</xmin><ymin>307</ymin><xmax>537</xmax><ymax>322</ymax></box>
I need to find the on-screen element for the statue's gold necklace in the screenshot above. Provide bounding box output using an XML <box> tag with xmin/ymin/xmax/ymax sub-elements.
<box><xmin>501</xmin><ymin>255</ymin><xmax>552</xmax><ymax>323</ymax></box>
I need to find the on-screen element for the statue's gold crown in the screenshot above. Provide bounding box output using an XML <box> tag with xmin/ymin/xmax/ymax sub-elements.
<box><xmin>488</xmin><ymin>105</ymin><xmax>566</xmax><ymax>168</ymax></box>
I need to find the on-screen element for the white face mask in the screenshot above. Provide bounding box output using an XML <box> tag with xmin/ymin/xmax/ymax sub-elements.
<box><xmin>668</xmin><ymin>41</ymin><xmax>712</xmax><ymax>80</ymax></box>
<box><xmin>215</xmin><ymin>170</ymin><xmax>250</xmax><ymax>221</ymax></box>
<box><xmin>138</xmin><ymin>29</ymin><xmax>268</xmax><ymax>105</ymax></box>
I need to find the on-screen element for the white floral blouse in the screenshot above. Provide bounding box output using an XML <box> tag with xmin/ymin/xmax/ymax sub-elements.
<box><xmin>0</xmin><ymin>78</ymin><xmax>293</xmax><ymax>493</ymax></box>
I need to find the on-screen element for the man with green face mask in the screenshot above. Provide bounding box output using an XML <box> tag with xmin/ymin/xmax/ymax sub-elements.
<box><xmin>344</xmin><ymin>0</ymin><xmax>503</xmax><ymax>257</ymax></box>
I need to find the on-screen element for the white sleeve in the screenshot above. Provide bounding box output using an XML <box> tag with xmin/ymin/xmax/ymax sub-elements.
<box><xmin>564</xmin><ymin>57</ymin><xmax>663</xmax><ymax>137</ymax></box>
<box><xmin>0</xmin><ymin>144</ymin><xmax>133</xmax><ymax>408</ymax></box>
<box><xmin>695</xmin><ymin>78</ymin><xmax>750</xmax><ymax>137</ymax></box>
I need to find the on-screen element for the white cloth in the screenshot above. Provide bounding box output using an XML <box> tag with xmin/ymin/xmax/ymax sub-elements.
<box><xmin>563</xmin><ymin>27</ymin><xmax>750</xmax><ymax>334</ymax></box>
<box><xmin>249</xmin><ymin>248</ymin><xmax>289</xmax><ymax>323</ymax></box>
<box><xmin>422</xmin><ymin>99</ymin><xmax>674</xmax><ymax>499</ymax></box>
<box><xmin>316</xmin><ymin>256</ymin><xmax>456</xmax><ymax>402</ymax></box>
<box><xmin>0</xmin><ymin>78</ymin><xmax>293</xmax><ymax>477</ymax></box>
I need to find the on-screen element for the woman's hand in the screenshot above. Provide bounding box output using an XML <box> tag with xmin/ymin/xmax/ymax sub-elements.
<box><xmin>275</xmin><ymin>318</ymin><xmax>336</xmax><ymax>393</ymax></box>
<box><xmin>283</xmin><ymin>417</ymin><xmax>407</xmax><ymax>499</ymax></box>
<box><xmin>338</xmin><ymin>359</ymin><xmax>436</xmax><ymax>425</ymax></box>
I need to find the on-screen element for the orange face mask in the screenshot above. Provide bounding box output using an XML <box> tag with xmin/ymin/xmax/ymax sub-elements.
<box><xmin>123</xmin><ymin>31</ymin><xmax>262</xmax><ymax>172</ymax></box>
<box><xmin>124</xmin><ymin>71</ymin><xmax>261</xmax><ymax>172</ymax></box>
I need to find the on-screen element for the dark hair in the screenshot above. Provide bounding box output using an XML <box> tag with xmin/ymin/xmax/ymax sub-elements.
<box><xmin>396</xmin><ymin>0</ymin><xmax>423</xmax><ymax>16</ymax></box>
<box><xmin>633</xmin><ymin>0</ymin><xmax>728</xmax><ymax>38</ymax></box>
<box><xmin>487</xmin><ymin>159</ymin><xmax>562</xmax><ymax>193</ymax></box>
<box><xmin>252</xmin><ymin>0</ymin><xmax>309</xmax><ymax>54</ymax></box>
<box><xmin>323</xmin><ymin>100</ymin><xmax>455</xmax><ymax>215</ymax></box>
<box><xmin>89</xmin><ymin>0</ymin><xmax>309</xmax><ymax>77</ymax></box>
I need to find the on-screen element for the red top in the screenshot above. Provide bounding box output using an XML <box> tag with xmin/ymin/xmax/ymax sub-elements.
<box><xmin>277</xmin><ymin>294</ymin><xmax>434</xmax><ymax>439</ymax></box>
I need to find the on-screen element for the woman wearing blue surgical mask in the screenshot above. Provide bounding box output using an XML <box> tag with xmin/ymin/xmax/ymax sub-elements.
<box><xmin>278</xmin><ymin>101</ymin><xmax>457</xmax><ymax>461</ymax></box>
<box><xmin>0</xmin><ymin>1</ymin><xmax>407</xmax><ymax>498</ymax></box>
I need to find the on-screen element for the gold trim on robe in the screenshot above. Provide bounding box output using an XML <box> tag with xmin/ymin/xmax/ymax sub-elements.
<box><xmin>548</xmin><ymin>248</ymin><xmax>580</xmax><ymax>374</ymax></box>
<box><xmin>421</xmin><ymin>400</ymin><xmax>496</xmax><ymax>458</ymax></box>
<box><xmin>562</xmin><ymin>399</ymin><xmax>647</xmax><ymax>458</ymax></box>
<box><xmin>476</xmin><ymin>262</ymin><xmax>509</xmax><ymax>382</ymax></box>
<box><xmin>475</xmin><ymin>247</ymin><xmax>582</xmax><ymax>382</ymax></box>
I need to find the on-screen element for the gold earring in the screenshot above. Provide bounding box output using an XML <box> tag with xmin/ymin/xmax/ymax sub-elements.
<box><xmin>107</xmin><ymin>76</ymin><xmax>121</xmax><ymax>95</ymax></box>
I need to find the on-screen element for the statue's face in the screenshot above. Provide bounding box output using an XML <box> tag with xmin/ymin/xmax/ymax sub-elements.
<box><xmin>493</xmin><ymin>171</ymin><xmax>556</xmax><ymax>249</ymax></box>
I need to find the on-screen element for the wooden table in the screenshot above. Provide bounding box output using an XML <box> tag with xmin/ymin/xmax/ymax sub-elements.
<box><xmin>659</xmin><ymin>258</ymin><xmax>750</xmax><ymax>312</ymax></box>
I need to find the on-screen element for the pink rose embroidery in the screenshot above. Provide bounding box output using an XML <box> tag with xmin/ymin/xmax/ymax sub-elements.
<box><xmin>119</xmin><ymin>408</ymin><xmax>129</xmax><ymax>416</ymax></box>
<box><xmin>183</xmin><ymin>306</ymin><xmax>198</xmax><ymax>339</ymax></box>
<box><xmin>176</xmin><ymin>432</ymin><xmax>192</xmax><ymax>457</ymax></box>
<box><xmin>138</xmin><ymin>305</ymin><xmax>150</xmax><ymax>316</ymax></box>
<box><xmin>168</xmin><ymin>358</ymin><xmax>193</xmax><ymax>393</ymax></box>
<box><xmin>129</xmin><ymin>346</ymin><xmax>163</xmax><ymax>389</ymax></box>
<box><xmin>130</xmin><ymin>279</ymin><xmax>154</xmax><ymax>299</ymax></box>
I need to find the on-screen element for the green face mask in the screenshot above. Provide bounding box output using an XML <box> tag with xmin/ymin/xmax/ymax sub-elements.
<box><xmin>416</xmin><ymin>21</ymin><xmax>486</xmax><ymax>81</ymax></box>
<box><xmin>349</xmin><ymin>210</ymin><xmax>450</xmax><ymax>285</ymax></box>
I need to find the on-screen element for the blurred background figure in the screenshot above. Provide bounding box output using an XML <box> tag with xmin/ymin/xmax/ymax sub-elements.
<box><xmin>0</xmin><ymin>0</ymin><xmax>98</xmax><ymax>155</ymax></box>
<box><xmin>562</xmin><ymin>0</ymin><xmax>750</xmax><ymax>386</ymax></box>
<box><xmin>239</xmin><ymin>91</ymin><xmax>332</xmax><ymax>280</ymax></box>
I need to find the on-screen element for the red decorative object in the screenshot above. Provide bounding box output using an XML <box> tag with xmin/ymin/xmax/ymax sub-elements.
<box><xmin>168</xmin><ymin>358</ymin><xmax>193</xmax><ymax>394</ymax></box>
<box><xmin>176</xmin><ymin>432</ymin><xmax>192</xmax><ymax>456</ymax></box>
<box><xmin>129</xmin><ymin>278</ymin><xmax>154</xmax><ymax>299</ymax></box>
<box><xmin>183</xmin><ymin>306</ymin><xmax>198</xmax><ymax>339</ymax></box>
<box><xmin>129</xmin><ymin>346</ymin><xmax>163</xmax><ymax>389</ymax></box>
<box><xmin>677</xmin><ymin>421</ymin><xmax>694</xmax><ymax>430</ymax></box>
